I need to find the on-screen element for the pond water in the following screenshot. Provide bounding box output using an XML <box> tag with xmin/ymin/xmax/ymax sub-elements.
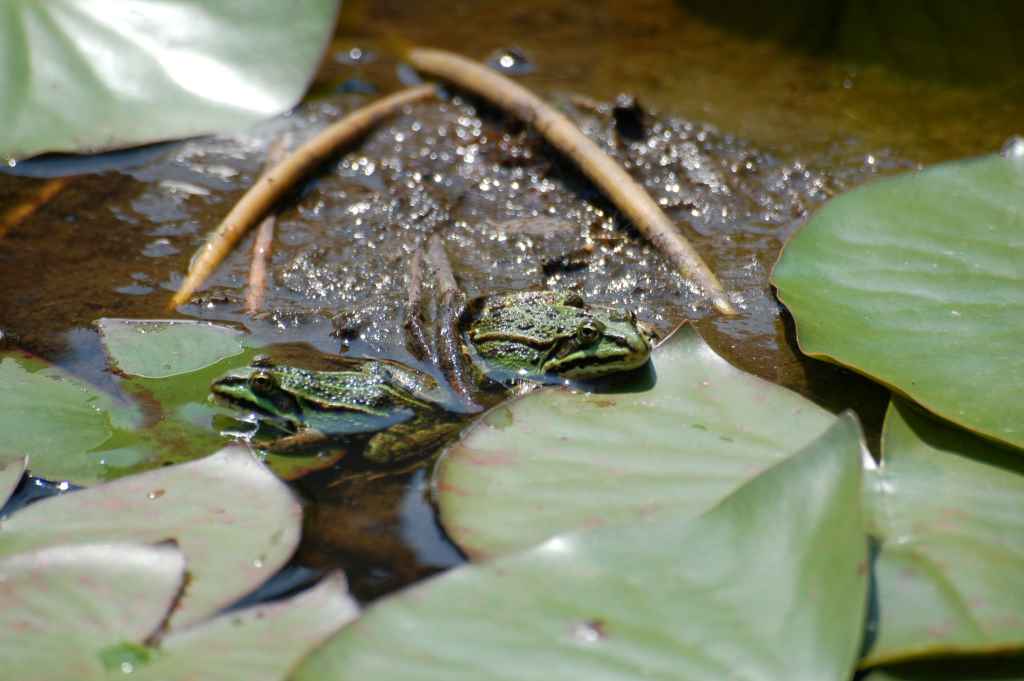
<box><xmin>0</xmin><ymin>0</ymin><xmax>1020</xmax><ymax>600</ymax></box>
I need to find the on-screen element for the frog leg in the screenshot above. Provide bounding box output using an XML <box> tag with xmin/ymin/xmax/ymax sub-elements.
<box><xmin>265</xmin><ymin>427</ymin><xmax>336</xmax><ymax>454</ymax></box>
<box><xmin>364</xmin><ymin>418</ymin><xmax>462</xmax><ymax>465</ymax></box>
<box><xmin>423</xmin><ymin>235</ymin><xmax>485</xmax><ymax>412</ymax></box>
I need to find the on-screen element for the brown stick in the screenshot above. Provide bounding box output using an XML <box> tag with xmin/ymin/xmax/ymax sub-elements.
<box><xmin>170</xmin><ymin>84</ymin><xmax>438</xmax><ymax>309</ymax></box>
<box><xmin>424</xmin><ymin>235</ymin><xmax>479</xmax><ymax>411</ymax></box>
<box><xmin>0</xmin><ymin>178</ymin><xmax>69</xmax><ymax>239</ymax></box>
<box><xmin>406</xmin><ymin>48</ymin><xmax>736</xmax><ymax>316</ymax></box>
<box><xmin>244</xmin><ymin>135</ymin><xmax>291</xmax><ymax>314</ymax></box>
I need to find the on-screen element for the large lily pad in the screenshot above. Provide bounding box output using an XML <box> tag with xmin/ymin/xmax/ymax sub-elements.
<box><xmin>0</xmin><ymin>446</ymin><xmax>302</xmax><ymax>629</ymax></box>
<box><xmin>0</xmin><ymin>354</ymin><xmax>134</xmax><ymax>484</ymax></box>
<box><xmin>772</xmin><ymin>152</ymin><xmax>1024</xmax><ymax>449</ymax></box>
<box><xmin>97</xmin><ymin>319</ymin><xmax>246</xmax><ymax>379</ymax></box>
<box><xmin>0</xmin><ymin>542</ymin><xmax>185</xmax><ymax>679</ymax></box>
<box><xmin>863</xmin><ymin>399</ymin><xmax>1024</xmax><ymax>665</ymax></box>
<box><xmin>295</xmin><ymin>415</ymin><xmax>868</xmax><ymax>681</ymax></box>
<box><xmin>436</xmin><ymin>324</ymin><xmax>836</xmax><ymax>558</ymax></box>
<box><xmin>0</xmin><ymin>452</ymin><xmax>27</xmax><ymax>509</ymax></box>
<box><xmin>130</xmin><ymin>573</ymin><xmax>358</xmax><ymax>681</ymax></box>
<box><xmin>0</xmin><ymin>0</ymin><xmax>339</xmax><ymax>159</ymax></box>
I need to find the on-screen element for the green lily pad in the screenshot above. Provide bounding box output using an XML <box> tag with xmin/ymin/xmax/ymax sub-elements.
<box><xmin>436</xmin><ymin>324</ymin><xmax>837</xmax><ymax>558</ymax></box>
<box><xmin>0</xmin><ymin>446</ymin><xmax>302</xmax><ymax>629</ymax></box>
<box><xmin>295</xmin><ymin>414</ymin><xmax>868</xmax><ymax>681</ymax></box>
<box><xmin>97</xmin><ymin>319</ymin><xmax>247</xmax><ymax>379</ymax></box>
<box><xmin>771</xmin><ymin>152</ymin><xmax>1024</xmax><ymax>449</ymax></box>
<box><xmin>0</xmin><ymin>542</ymin><xmax>185</xmax><ymax>680</ymax></box>
<box><xmin>0</xmin><ymin>354</ymin><xmax>135</xmax><ymax>484</ymax></box>
<box><xmin>0</xmin><ymin>0</ymin><xmax>339</xmax><ymax>160</ymax></box>
<box><xmin>0</xmin><ymin>452</ymin><xmax>27</xmax><ymax>509</ymax></box>
<box><xmin>863</xmin><ymin>398</ymin><xmax>1024</xmax><ymax>665</ymax></box>
<box><xmin>128</xmin><ymin>573</ymin><xmax>358</xmax><ymax>681</ymax></box>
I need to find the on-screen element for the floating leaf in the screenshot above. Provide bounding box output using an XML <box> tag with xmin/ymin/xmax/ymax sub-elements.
<box><xmin>436</xmin><ymin>325</ymin><xmax>836</xmax><ymax>558</ymax></box>
<box><xmin>295</xmin><ymin>415</ymin><xmax>868</xmax><ymax>681</ymax></box>
<box><xmin>0</xmin><ymin>452</ymin><xmax>27</xmax><ymax>509</ymax></box>
<box><xmin>863</xmin><ymin>399</ymin><xmax>1024</xmax><ymax>665</ymax></box>
<box><xmin>128</xmin><ymin>573</ymin><xmax>358</xmax><ymax>681</ymax></box>
<box><xmin>0</xmin><ymin>0</ymin><xmax>340</xmax><ymax>159</ymax></box>
<box><xmin>772</xmin><ymin>152</ymin><xmax>1024</xmax><ymax>449</ymax></box>
<box><xmin>0</xmin><ymin>542</ymin><xmax>184</xmax><ymax>680</ymax></box>
<box><xmin>97</xmin><ymin>319</ymin><xmax>246</xmax><ymax>379</ymax></box>
<box><xmin>0</xmin><ymin>354</ymin><xmax>134</xmax><ymax>484</ymax></box>
<box><xmin>0</xmin><ymin>446</ymin><xmax>301</xmax><ymax>629</ymax></box>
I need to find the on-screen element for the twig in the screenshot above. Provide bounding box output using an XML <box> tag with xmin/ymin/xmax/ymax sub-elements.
<box><xmin>424</xmin><ymin>235</ymin><xmax>479</xmax><ymax>411</ymax></box>
<box><xmin>406</xmin><ymin>47</ymin><xmax>736</xmax><ymax>316</ymax></box>
<box><xmin>170</xmin><ymin>84</ymin><xmax>438</xmax><ymax>309</ymax></box>
<box><xmin>0</xmin><ymin>178</ymin><xmax>70</xmax><ymax>239</ymax></box>
<box><xmin>403</xmin><ymin>247</ymin><xmax>438</xmax><ymax>365</ymax></box>
<box><xmin>244</xmin><ymin>135</ymin><xmax>291</xmax><ymax>314</ymax></box>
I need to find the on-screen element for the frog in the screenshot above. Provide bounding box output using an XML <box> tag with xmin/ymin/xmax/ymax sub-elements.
<box><xmin>211</xmin><ymin>239</ymin><xmax>654</xmax><ymax>465</ymax></box>
<box><xmin>212</xmin><ymin>358</ymin><xmax>463</xmax><ymax>464</ymax></box>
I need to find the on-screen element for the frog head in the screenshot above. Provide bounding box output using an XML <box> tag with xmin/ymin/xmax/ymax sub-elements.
<box><xmin>466</xmin><ymin>290</ymin><xmax>653</xmax><ymax>381</ymax></box>
<box><xmin>210</xmin><ymin>364</ymin><xmax>305</xmax><ymax>432</ymax></box>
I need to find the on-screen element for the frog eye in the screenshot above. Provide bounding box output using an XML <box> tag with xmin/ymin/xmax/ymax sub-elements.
<box><xmin>563</xmin><ymin>292</ymin><xmax>585</xmax><ymax>308</ymax></box>
<box><xmin>249</xmin><ymin>371</ymin><xmax>278</xmax><ymax>395</ymax></box>
<box><xmin>577</xmin><ymin>320</ymin><xmax>604</xmax><ymax>344</ymax></box>
<box><xmin>251</xmin><ymin>355</ymin><xmax>274</xmax><ymax>368</ymax></box>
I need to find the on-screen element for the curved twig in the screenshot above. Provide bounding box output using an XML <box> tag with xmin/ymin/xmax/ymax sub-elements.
<box><xmin>170</xmin><ymin>84</ymin><xmax>438</xmax><ymax>309</ymax></box>
<box><xmin>406</xmin><ymin>47</ymin><xmax>736</xmax><ymax>315</ymax></box>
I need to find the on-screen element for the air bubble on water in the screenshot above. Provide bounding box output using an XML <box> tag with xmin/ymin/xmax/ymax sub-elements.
<box><xmin>487</xmin><ymin>47</ymin><xmax>534</xmax><ymax>75</ymax></box>
<box><xmin>1001</xmin><ymin>136</ymin><xmax>1024</xmax><ymax>159</ymax></box>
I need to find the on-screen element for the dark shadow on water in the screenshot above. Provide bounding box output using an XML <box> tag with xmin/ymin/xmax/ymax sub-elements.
<box><xmin>2</xmin><ymin>141</ymin><xmax>180</xmax><ymax>178</ymax></box>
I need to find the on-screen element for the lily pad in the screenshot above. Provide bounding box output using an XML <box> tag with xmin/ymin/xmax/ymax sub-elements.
<box><xmin>0</xmin><ymin>452</ymin><xmax>27</xmax><ymax>509</ymax></box>
<box><xmin>0</xmin><ymin>446</ymin><xmax>302</xmax><ymax>629</ymax></box>
<box><xmin>97</xmin><ymin>319</ymin><xmax>246</xmax><ymax>379</ymax></box>
<box><xmin>436</xmin><ymin>324</ymin><xmax>837</xmax><ymax>558</ymax></box>
<box><xmin>129</xmin><ymin>573</ymin><xmax>358</xmax><ymax>681</ymax></box>
<box><xmin>863</xmin><ymin>398</ymin><xmax>1024</xmax><ymax>665</ymax></box>
<box><xmin>771</xmin><ymin>152</ymin><xmax>1024</xmax><ymax>449</ymax></box>
<box><xmin>0</xmin><ymin>542</ymin><xmax>185</xmax><ymax>680</ymax></box>
<box><xmin>0</xmin><ymin>0</ymin><xmax>339</xmax><ymax>159</ymax></box>
<box><xmin>0</xmin><ymin>354</ymin><xmax>134</xmax><ymax>484</ymax></box>
<box><xmin>295</xmin><ymin>415</ymin><xmax>868</xmax><ymax>681</ymax></box>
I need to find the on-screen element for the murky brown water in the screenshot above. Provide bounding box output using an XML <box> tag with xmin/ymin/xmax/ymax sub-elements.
<box><xmin>1</xmin><ymin>0</ymin><xmax>1020</xmax><ymax>600</ymax></box>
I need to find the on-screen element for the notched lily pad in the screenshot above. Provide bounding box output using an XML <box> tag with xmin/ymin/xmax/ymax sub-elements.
<box><xmin>863</xmin><ymin>398</ymin><xmax>1024</xmax><ymax>665</ymax></box>
<box><xmin>772</xmin><ymin>152</ymin><xmax>1024</xmax><ymax>450</ymax></box>
<box><xmin>435</xmin><ymin>324</ymin><xmax>837</xmax><ymax>558</ymax></box>
<box><xmin>0</xmin><ymin>446</ymin><xmax>302</xmax><ymax>629</ymax></box>
<box><xmin>296</xmin><ymin>415</ymin><xmax>868</xmax><ymax>681</ymax></box>
<box><xmin>0</xmin><ymin>0</ymin><xmax>340</xmax><ymax>159</ymax></box>
<box><xmin>97</xmin><ymin>319</ymin><xmax>246</xmax><ymax>378</ymax></box>
<box><xmin>0</xmin><ymin>542</ymin><xmax>185</xmax><ymax>680</ymax></box>
<box><xmin>0</xmin><ymin>451</ymin><xmax>27</xmax><ymax>509</ymax></box>
<box><xmin>132</xmin><ymin>573</ymin><xmax>359</xmax><ymax>681</ymax></box>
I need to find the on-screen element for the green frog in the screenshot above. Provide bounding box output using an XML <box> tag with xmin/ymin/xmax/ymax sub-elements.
<box><xmin>211</xmin><ymin>289</ymin><xmax>652</xmax><ymax>464</ymax></box>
